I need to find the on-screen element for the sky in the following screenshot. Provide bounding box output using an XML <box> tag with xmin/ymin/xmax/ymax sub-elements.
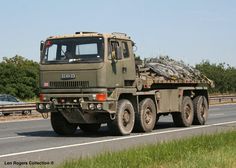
<box><xmin>0</xmin><ymin>0</ymin><xmax>235</xmax><ymax>66</ymax></box>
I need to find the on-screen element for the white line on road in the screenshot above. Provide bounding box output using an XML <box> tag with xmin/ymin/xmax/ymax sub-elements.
<box><xmin>0</xmin><ymin>120</ymin><xmax>236</xmax><ymax>159</ymax></box>
<box><xmin>0</xmin><ymin>136</ymin><xmax>26</xmax><ymax>141</ymax></box>
<box><xmin>210</xmin><ymin>113</ymin><xmax>225</xmax><ymax>117</ymax></box>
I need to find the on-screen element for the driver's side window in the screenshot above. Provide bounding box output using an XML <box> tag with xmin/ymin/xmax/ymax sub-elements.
<box><xmin>109</xmin><ymin>41</ymin><xmax>122</xmax><ymax>60</ymax></box>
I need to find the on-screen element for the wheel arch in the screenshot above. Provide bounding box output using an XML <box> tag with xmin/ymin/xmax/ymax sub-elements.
<box><xmin>118</xmin><ymin>93</ymin><xmax>159</xmax><ymax>115</ymax></box>
<box><xmin>118</xmin><ymin>93</ymin><xmax>138</xmax><ymax>113</ymax></box>
<box><xmin>182</xmin><ymin>88</ymin><xmax>209</xmax><ymax>105</ymax></box>
<box><xmin>137</xmin><ymin>95</ymin><xmax>158</xmax><ymax>113</ymax></box>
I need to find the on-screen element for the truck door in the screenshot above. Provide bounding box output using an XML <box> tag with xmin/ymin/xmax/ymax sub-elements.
<box><xmin>120</xmin><ymin>40</ymin><xmax>136</xmax><ymax>86</ymax></box>
<box><xmin>106</xmin><ymin>40</ymin><xmax>124</xmax><ymax>87</ymax></box>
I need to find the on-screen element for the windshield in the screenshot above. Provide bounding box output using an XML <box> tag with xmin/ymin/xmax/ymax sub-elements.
<box><xmin>42</xmin><ymin>37</ymin><xmax>104</xmax><ymax>64</ymax></box>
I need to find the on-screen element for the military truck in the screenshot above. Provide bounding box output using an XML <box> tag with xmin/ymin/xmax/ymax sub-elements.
<box><xmin>36</xmin><ymin>32</ymin><xmax>209</xmax><ymax>136</ymax></box>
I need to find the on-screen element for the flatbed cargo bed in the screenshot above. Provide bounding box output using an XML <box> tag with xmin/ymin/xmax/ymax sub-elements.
<box><xmin>136</xmin><ymin>59</ymin><xmax>214</xmax><ymax>89</ymax></box>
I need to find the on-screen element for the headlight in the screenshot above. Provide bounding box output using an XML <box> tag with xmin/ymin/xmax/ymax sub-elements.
<box><xmin>45</xmin><ymin>104</ymin><xmax>51</xmax><ymax>110</ymax></box>
<box><xmin>89</xmin><ymin>103</ymin><xmax>95</xmax><ymax>110</ymax></box>
<box><xmin>38</xmin><ymin>104</ymin><xmax>44</xmax><ymax>110</ymax></box>
<box><xmin>97</xmin><ymin>103</ymin><xmax>102</xmax><ymax>110</ymax></box>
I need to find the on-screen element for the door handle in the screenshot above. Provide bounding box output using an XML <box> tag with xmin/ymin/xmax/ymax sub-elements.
<box><xmin>122</xmin><ymin>67</ymin><xmax>127</xmax><ymax>73</ymax></box>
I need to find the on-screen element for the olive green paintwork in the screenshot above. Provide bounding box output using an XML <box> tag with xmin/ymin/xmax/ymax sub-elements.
<box><xmin>37</xmin><ymin>32</ymin><xmax>209</xmax><ymax>124</ymax></box>
<box><xmin>40</xmin><ymin>32</ymin><xmax>136</xmax><ymax>90</ymax></box>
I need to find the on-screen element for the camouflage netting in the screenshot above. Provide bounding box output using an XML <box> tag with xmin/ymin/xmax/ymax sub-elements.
<box><xmin>144</xmin><ymin>56</ymin><xmax>214</xmax><ymax>87</ymax></box>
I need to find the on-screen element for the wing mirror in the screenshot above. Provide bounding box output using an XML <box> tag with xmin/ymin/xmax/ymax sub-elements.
<box><xmin>40</xmin><ymin>41</ymin><xmax>44</xmax><ymax>52</ymax></box>
<box><xmin>110</xmin><ymin>46</ymin><xmax>122</xmax><ymax>60</ymax></box>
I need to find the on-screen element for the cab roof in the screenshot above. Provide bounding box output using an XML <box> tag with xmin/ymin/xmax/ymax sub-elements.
<box><xmin>47</xmin><ymin>32</ymin><xmax>132</xmax><ymax>41</ymax></box>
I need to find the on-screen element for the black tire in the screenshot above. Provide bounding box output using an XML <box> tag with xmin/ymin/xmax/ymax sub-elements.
<box><xmin>78</xmin><ymin>123</ymin><xmax>101</xmax><ymax>133</ymax></box>
<box><xmin>51</xmin><ymin>112</ymin><xmax>78</xmax><ymax>135</ymax></box>
<box><xmin>3</xmin><ymin>113</ymin><xmax>11</xmax><ymax>116</ymax></box>
<box><xmin>135</xmin><ymin>98</ymin><xmax>157</xmax><ymax>132</ymax></box>
<box><xmin>172</xmin><ymin>96</ymin><xmax>194</xmax><ymax>127</ymax></box>
<box><xmin>193</xmin><ymin>96</ymin><xmax>208</xmax><ymax>125</ymax></box>
<box><xmin>108</xmin><ymin>99</ymin><xmax>135</xmax><ymax>136</ymax></box>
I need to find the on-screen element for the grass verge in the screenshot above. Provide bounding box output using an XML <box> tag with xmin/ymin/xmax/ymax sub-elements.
<box><xmin>57</xmin><ymin>130</ymin><xmax>236</xmax><ymax>168</ymax></box>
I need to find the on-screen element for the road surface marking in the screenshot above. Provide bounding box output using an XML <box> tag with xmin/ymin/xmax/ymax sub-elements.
<box><xmin>0</xmin><ymin>136</ymin><xmax>26</xmax><ymax>141</ymax></box>
<box><xmin>210</xmin><ymin>113</ymin><xmax>225</xmax><ymax>116</ymax></box>
<box><xmin>210</xmin><ymin>107</ymin><xmax>221</xmax><ymax>110</ymax></box>
<box><xmin>0</xmin><ymin>120</ymin><xmax>236</xmax><ymax>158</ymax></box>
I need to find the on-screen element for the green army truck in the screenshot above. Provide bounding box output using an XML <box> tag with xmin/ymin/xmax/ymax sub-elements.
<box><xmin>36</xmin><ymin>32</ymin><xmax>209</xmax><ymax>136</ymax></box>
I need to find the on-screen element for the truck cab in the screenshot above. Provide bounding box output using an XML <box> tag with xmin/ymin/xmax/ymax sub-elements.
<box><xmin>37</xmin><ymin>32</ymin><xmax>139</xmax><ymax>134</ymax></box>
<box><xmin>39</xmin><ymin>32</ymin><xmax>136</xmax><ymax>89</ymax></box>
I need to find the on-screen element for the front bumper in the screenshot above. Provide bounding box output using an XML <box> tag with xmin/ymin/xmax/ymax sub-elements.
<box><xmin>36</xmin><ymin>100</ymin><xmax>116</xmax><ymax>114</ymax></box>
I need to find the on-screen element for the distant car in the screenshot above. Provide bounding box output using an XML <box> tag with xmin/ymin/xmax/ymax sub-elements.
<box><xmin>0</xmin><ymin>94</ymin><xmax>32</xmax><ymax>116</ymax></box>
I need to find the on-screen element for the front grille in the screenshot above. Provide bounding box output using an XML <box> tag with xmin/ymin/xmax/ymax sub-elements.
<box><xmin>49</xmin><ymin>81</ymin><xmax>89</xmax><ymax>88</ymax></box>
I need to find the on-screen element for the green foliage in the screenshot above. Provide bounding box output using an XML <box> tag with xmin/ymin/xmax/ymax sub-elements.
<box><xmin>0</xmin><ymin>55</ymin><xmax>39</xmax><ymax>99</ymax></box>
<box><xmin>57</xmin><ymin>130</ymin><xmax>236</xmax><ymax>168</ymax></box>
<box><xmin>196</xmin><ymin>60</ymin><xmax>236</xmax><ymax>94</ymax></box>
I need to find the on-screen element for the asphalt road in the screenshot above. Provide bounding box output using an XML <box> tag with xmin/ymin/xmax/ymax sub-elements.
<box><xmin>0</xmin><ymin>104</ymin><xmax>236</xmax><ymax>167</ymax></box>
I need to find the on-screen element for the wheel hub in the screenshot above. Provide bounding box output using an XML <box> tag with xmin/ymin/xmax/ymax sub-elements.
<box><xmin>144</xmin><ymin>108</ymin><xmax>152</xmax><ymax>124</ymax></box>
<box><xmin>123</xmin><ymin>110</ymin><xmax>130</xmax><ymax>126</ymax></box>
<box><xmin>185</xmin><ymin>105</ymin><xmax>191</xmax><ymax>120</ymax></box>
<box><xmin>200</xmin><ymin>104</ymin><xmax>206</xmax><ymax>117</ymax></box>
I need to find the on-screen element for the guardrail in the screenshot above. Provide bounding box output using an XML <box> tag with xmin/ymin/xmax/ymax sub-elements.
<box><xmin>209</xmin><ymin>95</ymin><xmax>236</xmax><ymax>104</ymax></box>
<box><xmin>0</xmin><ymin>103</ymin><xmax>36</xmax><ymax>115</ymax></box>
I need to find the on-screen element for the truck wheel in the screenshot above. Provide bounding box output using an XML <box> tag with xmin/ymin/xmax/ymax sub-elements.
<box><xmin>135</xmin><ymin>98</ymin><xmax>156</xmax><ymax>132</ymax></box>
<box><xmin>193</xmin><ymin>96</ymin><xmax>208</xmax><ymax>125</ymax></box>
<box><xmin>108</xmin><ymin>99</ymin><xmax>135</xmax><ymax>136</ymax></box>
<box><xmin>51</xmin><ymin>112</ymin><xmax>78</xmax><ymax>135</ymax></box>
<box><xmin>78</xmin><ymin>123</ymin><xmax>101</xmax><ymax>133</ymax></box>
<box><xmin>172</xmin><ymin>96</ymin><xmax>194</xmax><ymax>127</ymax></box>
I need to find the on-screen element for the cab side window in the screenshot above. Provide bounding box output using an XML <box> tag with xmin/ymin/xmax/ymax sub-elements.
<box><xmin>109</xmin><ymin>41</ymin><xmax>122</xmax><ymax>60</ymax></box>
<box><xmin>122</xmin><ymin>42</ymin><xmax>129</xmax><ymax>58</ymax></box>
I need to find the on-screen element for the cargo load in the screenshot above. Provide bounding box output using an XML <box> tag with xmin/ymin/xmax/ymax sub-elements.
<box><xmin>136</xmin><ymin>56</ymin><xmax>214</xmax><ymax>89</ymax></box>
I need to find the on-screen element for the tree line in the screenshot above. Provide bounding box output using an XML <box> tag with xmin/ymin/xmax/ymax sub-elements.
<box><xmin>196</xmin><ymin>61</ymin><xmax>236</xmax><ymax>94</ymax></box>
<box><xmin>0</xmin><ymin>55</ymin><xmax>39</xmax><ymax>99</ymax></box>
<box><xmin>0</xmin><ymin>56</ymin><xmax>235</xmax><ymax>100</ymax></box>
